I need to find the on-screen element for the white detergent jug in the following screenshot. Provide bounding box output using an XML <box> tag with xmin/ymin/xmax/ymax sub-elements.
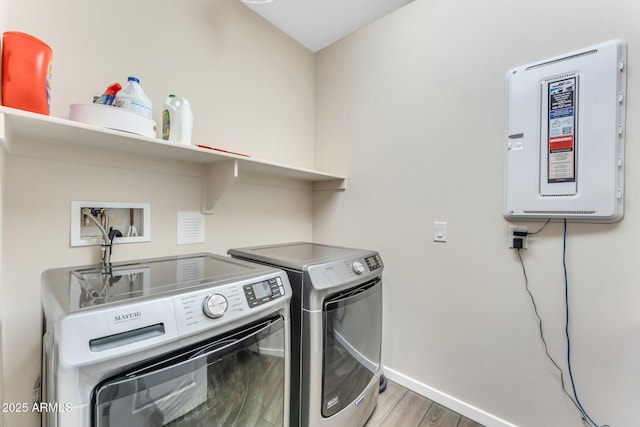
<box><xmin>162</xmin><ymin>94</ymin><xmax>193</xmax><ymax>145</ymax></box>
<box><xmin>115</xmin><ymin>76</ymin><xmax>153</xmax><ymax>119</ymax></box>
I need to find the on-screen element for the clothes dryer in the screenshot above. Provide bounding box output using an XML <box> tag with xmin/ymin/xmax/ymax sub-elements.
<box><xmin>228</xmin><ymin>242</ymin><xmax>383</xmax><ymax>427</ymax></box>
<box><xmin>41</xmin><ymin>253</ymin><xmax>291</xmax><ymax>427</ymax></box>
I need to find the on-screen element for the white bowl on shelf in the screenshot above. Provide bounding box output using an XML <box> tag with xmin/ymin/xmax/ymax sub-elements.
<box><xmin>69</xmin><ymin>103</ymin><xmax>156</xmax><ymax>138</ymax></box>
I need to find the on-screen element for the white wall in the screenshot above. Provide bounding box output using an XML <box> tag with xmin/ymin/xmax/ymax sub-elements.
<box><xmin>0</xmin><ymin>147</ymin><xmax>5</xmax><ymax>427</ymax></box>
<box><xmin>2</xmin><ymin>1</ymin><xmax>315</xmax><ymax>426</ymax></box>
<box><xmin>8</xmin><ymin>0</ymin><xmax>315</xmax><ymax>168</ymax></box>
<box><xmin>0</xmin><ymin>112</ymin><xmax>5</xmax><ymax>427</ymax></box>
<box><xmin>314</xmin><ymin>0</ymin><xmax>640</xmax><ymax>426</ymax></box>
<box><xmin>0</xmin><ymin>0</ymin><xmax>9</xmax><ymax>423</ymax></box>
<box><xmin>7</xmin><ymin>1</ymin><xmax>640</xmax><ymax>426</ymax></box>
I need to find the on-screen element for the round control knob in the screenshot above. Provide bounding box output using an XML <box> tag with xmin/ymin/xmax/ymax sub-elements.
<box><xmin>203</xmin><ymin>294</ymin><xmax>228</xmax><ymax>319</ymax></box>
<box><xmin>352</xmin><ymin>261</ymin><xmax>365</xmax><ymax>275</ymax></box>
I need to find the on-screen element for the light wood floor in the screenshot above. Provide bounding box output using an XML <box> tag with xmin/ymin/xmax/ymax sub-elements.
<box><xmin>365</xmin><ymin>380</ymin><xmax>484</xmax><ymax>427</ymax></box>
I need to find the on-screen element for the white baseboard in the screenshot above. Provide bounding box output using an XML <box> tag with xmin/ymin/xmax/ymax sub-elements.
<box><xmin>382</xmin><ymin>366</ymin><xmax>517</xmax><ymax>427</ymax></box>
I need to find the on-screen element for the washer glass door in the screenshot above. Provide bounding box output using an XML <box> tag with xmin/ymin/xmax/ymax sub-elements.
<box><xmin>92</xmin><ymin>315</ymin><xmax>286</xmax><ymax>426</ymax></box>
<box><xmin>321</xmin><ymin>278</ymin><xmax>382</xmax><ymax>417</ymax></box>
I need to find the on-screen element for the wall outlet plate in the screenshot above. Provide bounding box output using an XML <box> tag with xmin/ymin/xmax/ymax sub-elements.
<box><xmin>508</xmin><ymin>225</ymin><xmax>528</xmax><ymax>249</ymax></box>
<box><xmin>71</xmin><ymin>201</ymin><xmax>151</xmax><ymax>247</ymax></box>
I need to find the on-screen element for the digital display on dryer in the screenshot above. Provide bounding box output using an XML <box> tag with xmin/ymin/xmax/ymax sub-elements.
<box><xmin>365</xmin><ymin>255</ymin><xmax>381</xmax><ymax>271</ymax></box>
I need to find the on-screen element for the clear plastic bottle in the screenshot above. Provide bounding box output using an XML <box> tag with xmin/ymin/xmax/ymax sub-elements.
<box><xmin>162</xmin><ymin>94</ymin><xmax>193</xmax><ymax>145</ymax></box>
<box><xmin>115</xmin><ymin>76</ymin><xmax>153</xmax><ymax>119</ymax></box>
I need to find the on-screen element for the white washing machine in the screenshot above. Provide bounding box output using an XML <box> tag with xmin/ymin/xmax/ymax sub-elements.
<box><xmin>41</xmin><ymin>253</ymin><xmax>291</xmax><ymax>427</ymax></box>
<box><xmin>228</xmin><ymin>242</ymin><xmax>383</xmax><ymax>427</ymax></box>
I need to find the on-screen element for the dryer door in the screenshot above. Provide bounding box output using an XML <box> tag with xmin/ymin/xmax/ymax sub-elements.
<box><xmin>321</xmin><ymin>278</ymin><xmax>382</xmax><ymax>418</ymax></box>
<box><xmin>92</xmin><ymin>315</ymin><xmax>286</xmax><ymax>426</ymax></box>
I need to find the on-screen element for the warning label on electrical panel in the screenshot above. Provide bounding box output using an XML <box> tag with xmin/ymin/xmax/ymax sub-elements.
<box><xmin>547</xmin><ymin>78</ymin><xmax>576</xmax><ymax>183</ymax></box>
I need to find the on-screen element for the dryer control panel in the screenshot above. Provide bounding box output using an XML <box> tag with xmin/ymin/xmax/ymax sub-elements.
<box><xmin>306</xmin><ymin>253</ymin><xmax>384</xmax><ymax>291</ymax></box>
<box><xmin>365</xmin><ymin>255</ymin><xmax>382</xmax><ymax>271</ymax></box>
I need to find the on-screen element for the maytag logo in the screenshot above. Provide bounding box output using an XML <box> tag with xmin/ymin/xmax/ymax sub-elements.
<box><xmin>114</xmin><ymin>311</ymin><xmax>142</xmax><ymax>323</ymax></box>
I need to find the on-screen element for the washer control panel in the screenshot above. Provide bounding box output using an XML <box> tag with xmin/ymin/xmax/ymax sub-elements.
<box><xmin>202</xmin><ymin>293</ymin><xmax>228</xmax><ymax>319</ymax></box>
<box><xmin>243</xmin><ymin>277</ymin><xmax>285</xmax><ymax>309</ymax></box>
<box><xmin>173</xmin><ymin>274</ymin><xmax>288</xmax><ymax>337</ymax></box>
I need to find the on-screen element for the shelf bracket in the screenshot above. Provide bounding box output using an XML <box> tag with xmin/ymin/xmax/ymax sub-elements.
<box><xmin>314</xmin><ymin>178</ymin><xmax>347</xmax><ymax>191</ymax></box>
<box><xmin>202</xmin><ymin>159</ymin><xmax>239</xmax><ymax>214</ymax></box>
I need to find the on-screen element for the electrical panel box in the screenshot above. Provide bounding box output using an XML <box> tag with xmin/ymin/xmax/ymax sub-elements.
<box><xmin>504</xmin><ymin>39</ymin><xmax>627</xmax><ymax>223</ymax></box>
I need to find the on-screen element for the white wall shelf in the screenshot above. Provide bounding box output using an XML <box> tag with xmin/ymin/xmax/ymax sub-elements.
<box><xmin>0</xmin><ymin>106</ymin><xmax>346</xmax><ymax>212</ymax></box>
